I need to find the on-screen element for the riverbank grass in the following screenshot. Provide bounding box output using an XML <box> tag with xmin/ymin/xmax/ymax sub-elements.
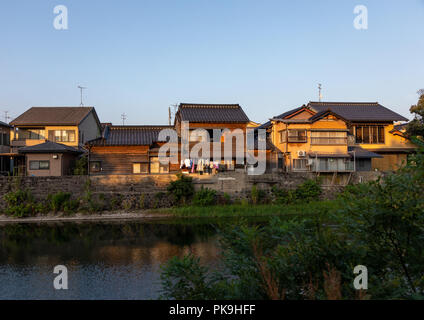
<box><xmin>154</xmin><ymin>199</ymin><xmax>341</xmax><ymax>218</ymax></box>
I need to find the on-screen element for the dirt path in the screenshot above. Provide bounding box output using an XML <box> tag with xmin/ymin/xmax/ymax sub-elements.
<box><xmin>0</xmin><ymin>211</ymin><xmax>174</xmax><ymax>224</ymax></box>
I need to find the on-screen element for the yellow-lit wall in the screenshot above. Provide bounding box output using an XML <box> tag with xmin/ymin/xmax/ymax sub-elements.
<box><xmin>11</xmin><ymin>126</ymin><xmax>80</xmax><ymax>147</ymax></box>
<box><xmin>270</xmin><ymin>114</ymin><xmax>349</xmax><ymax>168</ymax></box>
<box><xmin>358</xmin><ymin>124</ymin><xmax>416</xmax><ymax>151</ymax></box>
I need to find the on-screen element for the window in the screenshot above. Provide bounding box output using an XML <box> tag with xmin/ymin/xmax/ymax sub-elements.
<box><xmin>0</xmin><ymin>133</ymin><xmax>9</xmax><ymax>146</ymax></box>
<box><xmin>29</xmin><ymin>161</ymin><xmax>50</xmax><ymax>170</ymax></box>
<box><xmin>311</xmin><ymin>131</ymin><xmax>347</xmax><ymax>145</ymax></box>
<box><xmin>133</xmin><ymin>163</ymin><xmax>148</xmax><ymax>174</ymax></box>
<box><xmin>355</xmin><ymin>126</ymin><xmax>385</xmax><ymax>144</ymax></box>
<box><xmin>293</xmin><ymin>159</ymin><xmax>307</xmax><ymax>170</ymax></box>
<box><xmin>16</xmin><ymin>129</ymin><xmax>45</xmax><ymax>140</ymax></box>
<box><xmin>150</xmin><ymin>157</ymin><xmax>169</xmax><ymax>173</ymax></box>
<box><xmin>90</xmin><ymin>161</ymin><xmax>101</xmax><ymax>172</ymax></box>
<box><xmin>288</xmin><ymin>130</ymin><xmax>307</xmax><ymax>143</ymax></box>
<box><xmin>279</xmin><ymin>130</ymin><xmax>286</xmax><ymax>143</ymax></box>
<box><xmin>48</xmin><ymin>130</ymin><xmax>76</xmax><ymax>143</ymax></box>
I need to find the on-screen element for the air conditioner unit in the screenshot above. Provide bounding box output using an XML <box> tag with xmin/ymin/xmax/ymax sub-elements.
<box><xmin>297</xmin><ymin>150</ymin><xmax>306</xmax><ymax>157</ymax></box>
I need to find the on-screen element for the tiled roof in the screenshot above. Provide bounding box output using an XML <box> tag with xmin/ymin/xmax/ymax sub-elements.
<box><xmin>259</xmin><ymin>106</ymin><xmax>306</xmax><ymax>129</ymax></box>
<box><xmin>0</xmin><ymin>120</ymin><xmax>11</xmax><ymax>127</ymax></box>
<box><xmin>18</xmin><ymin>141</ymin><xmax>83</xmax><ymax>154</ymax></box>
<box><xmin>10</xmin><ymin>107</ymin><xmax>96</xmax><ymax>126</ymax></box>
<box><xmin>177</xmin><ymin>104</ymin><xmax>250</xmax><ymax>123</ymax></box>
<box><xmin>348</xmin><ymin>146</ymin><xmax>383</xmax><ymax>158</ymax></box>
<box><xmin>307</xmin><ymin>102</ymin><xmax>408</xmax><ymax>122</ymax></box>
<box><xmin>89</xmin><ymin>125</ymin><xmax>173</xmax><ymax>146</ymax></box>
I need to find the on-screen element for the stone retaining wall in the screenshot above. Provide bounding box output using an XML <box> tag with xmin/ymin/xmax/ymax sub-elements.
<box><xmin>0</xmin><ymin>171</ymin><xmax>384</xmax><ymax>210</ymax></box>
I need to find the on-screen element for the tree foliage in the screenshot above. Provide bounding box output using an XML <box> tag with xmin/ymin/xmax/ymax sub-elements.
<box><xmin>406</xmin><ymin>89</ymin><xmax>424</xmax><ymax>140</ymax></box>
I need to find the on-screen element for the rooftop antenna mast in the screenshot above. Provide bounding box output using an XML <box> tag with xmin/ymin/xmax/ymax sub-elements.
<box><xmin>3</xmin><ymin>111</ymin><xmax>11</xmax><ymax>123</ymax></box>
<box><xmin>121</xmin><ymin>113</ymin><xmax>127</xmax><ymax>125</ymax></box>
<box><xmin>78</xmin><ymin>86</ymin><xmax>87</xmax><ymax>106</ymax></box>
<box><xmin>318</xmin><ymin>83</ymin><xmax>323</xmax><ymax>102</ymax></box>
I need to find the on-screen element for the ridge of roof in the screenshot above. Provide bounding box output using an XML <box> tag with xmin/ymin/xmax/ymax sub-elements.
<box><xmin>10</xmin><ymin>106</ymin><xmax>95</xmax><ymax>126</ymax></box>
<box><xmin>179</xmin><ymin>103</ymin><xmax>241</xmax><ymax>109</ymax></box>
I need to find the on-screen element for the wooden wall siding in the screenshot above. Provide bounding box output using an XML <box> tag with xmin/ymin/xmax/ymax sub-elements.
<box><xmin>90</xmin><ymin>153</ymin><xmax>149</xmax><ymax>175</ymax></box>
<box><xmin>372</xmin><ymin>153</ymin><xmax>407</xmax><ymax>171</ymax></box>
<box><xmin>90</xmin><ymin>146</ymin><xmax>149</xmax><ymax>154</ymax></box>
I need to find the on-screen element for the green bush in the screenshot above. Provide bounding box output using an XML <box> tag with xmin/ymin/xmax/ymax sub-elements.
<box><xmin>193</xmin><ymin>187</ymin><xmax>217</xmax><ymax>206</ymax></box>
<box><xmin>271</xmin><ymin>186</ymin><xmax>292</xmax><ymax>204</ymax></box>
<box><xmin>47</xmin><ymin>192</ymin><xmax>72</xmax><ymax>213</ymax></box>
<box><xmin>251</xmin><ymin>185</ymin><xmax>266</xmax><ymax>205</ymax></box>
<box><xmin>167</xmin><ymin>174</ymin><xmax>195</xmax><ymax>205</ymax></box>
<box><xmin>294</xmin><ymin>179</ymin><xmax>322</xmax><ymax>202</ymax></box>
<box><xmin>4</xmin><ymin>189</ymin><xmax>39</xmax><ymax>217</ymax></box>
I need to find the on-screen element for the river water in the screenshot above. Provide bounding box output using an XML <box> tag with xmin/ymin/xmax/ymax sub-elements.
<box><xmin>0</xmin><ymin>218</ymin><xmax>234</xmax><ymax>300</ymax></box>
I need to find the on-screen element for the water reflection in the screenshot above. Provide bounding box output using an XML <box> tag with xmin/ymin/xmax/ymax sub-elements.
<box><xmin>0</xmin><ymin>219</ymin><xmax>222</xmax><ymax>300</ymax></box>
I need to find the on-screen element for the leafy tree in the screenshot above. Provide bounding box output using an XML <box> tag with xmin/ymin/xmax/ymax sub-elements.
<box><xmin>406</xmin><ymin>89</ymin><xmax>424</xmax><ymax>140</ymax></box>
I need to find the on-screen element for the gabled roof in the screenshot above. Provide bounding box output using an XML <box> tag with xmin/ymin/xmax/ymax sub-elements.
<box><xmin>0</xmin><ymin>120</ymin><xmax>11</xmax><ymax>128</ymax></box>
<box><xmin>308</xmin><ymin>109</ymin><xmax>350</xmax><ymax>123</ymax></box>
<box><xmin>10</xmin><ymin>107</ymin><xmax>99</xmax><ymax>126</ymax></box>
<box><xmin>176</xmin><ymin>103</ymin><xmax>250</xmax><ymax>123</ymax></box>
<box><xmin>18</xmin><ymin>141</ymin><xmax>83</xmax><ymax>154</ymax></box>
<box><xmin>88</xmin><ymin>125</ymin><xmax>173</xmax><ymax>146</ymax></box>
<box><xmin>307</xmin><ymin>102</ymin><xmax>408</xmax><ymax>122</ymax></box>
<box><xmin>259</xmin><ymin>106</ymin><xmax>305</xmax><ymax>129</ymax></box>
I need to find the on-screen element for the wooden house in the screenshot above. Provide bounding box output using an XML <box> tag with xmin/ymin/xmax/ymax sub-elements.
<box><xmin>262</xmin><ymin>102</ymin><xmax>415</xmax><ymax>172</ymax></box>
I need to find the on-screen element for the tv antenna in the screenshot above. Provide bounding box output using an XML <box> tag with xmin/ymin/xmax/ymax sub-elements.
<box><xmin>3</xmin><ymin>111</ymin><xmax>11</xmax><ymax>123</ymax></box>
<box><xmin>318</xmin><ymin>83</ymin><xmax>323</xmax><ymax>102</ymax></box>
<box><xmin>77</xmin><ymin>86</ymin><xmax>87</xmax><ymax>106</ymax></box>
<box><xmin>121</xmin><ymin>113</ymin><xmax>127</xmax><ymax>125</ymax></box>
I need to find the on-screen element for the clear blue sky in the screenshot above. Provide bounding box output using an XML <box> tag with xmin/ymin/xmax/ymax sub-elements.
<box><xmin>1</xmin><ymin>0</ymin><xmax>423</xmax><ymax>125</ymax></box>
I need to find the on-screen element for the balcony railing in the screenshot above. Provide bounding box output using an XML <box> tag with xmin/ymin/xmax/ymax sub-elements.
<box><xmin>287</xmin><ymin>136</ymin><xmax>307</xmax><ymax>143</ymax></box>
<box><xmin>310</xmin><ymin>137</ymin><xmax>347</xmax><ymax>145</ymax></box>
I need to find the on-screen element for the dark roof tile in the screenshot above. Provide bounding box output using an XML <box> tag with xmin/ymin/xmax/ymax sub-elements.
<box><xmin>11</xmin><ymin>107</ymin><xmax>95</xmax><ymax>126</ymax></box>
<box><xmin>89</xmin><ymin>125</ymin><xmax>173</xmax><ymax>146</ymax></box>
<box><xmin>177</xmin><ymin>104</ymin><xmax>250</xmax><ymax>123</ymax></box>
<box><xmin>308</xmin><ymin>102</ymin><xmax>408</xmax><ymax>122</ymax></box>
<box><xmin>19</xmin><ymin>141</ymin><xmax>83</xmax><ymax>154</ymax></box>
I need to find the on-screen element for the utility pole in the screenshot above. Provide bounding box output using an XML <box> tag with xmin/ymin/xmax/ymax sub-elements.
<box><xmin>121</xmin><ymin>113</ymin><xmax>127</xmax><ymax>125</ymax></box>
<box><xmin>318</xmin><ymin>83</ymin><xmax>323</xmax><ymax>102</ymax></box>
<box><xmin>78</xmin><ymin>86</ymin><xmax>87</xmax><ymax>106</ymax></box>
<box><xmin>168</xmin><ymin>107</ymin><xmax>172</xmax><ymax>126</ymax></box>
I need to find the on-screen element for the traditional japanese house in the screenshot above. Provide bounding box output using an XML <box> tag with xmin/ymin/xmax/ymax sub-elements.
<box><xmin>86</xmin><ymin>125</ymin><xmax>178</xmax><ymax>175</ymax></box>
<box><xmin>262</xmin><ymin>102</ymin><xmax>414</xmax><ymax>172</ymax></box>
